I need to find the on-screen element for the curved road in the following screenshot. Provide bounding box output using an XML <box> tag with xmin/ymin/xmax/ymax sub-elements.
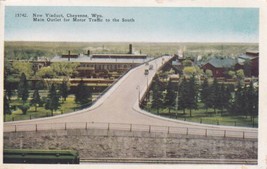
<box><xmin>4</xmin><ymin>56</ymin><xmax>258</xmax><ymax>138</ymax></box>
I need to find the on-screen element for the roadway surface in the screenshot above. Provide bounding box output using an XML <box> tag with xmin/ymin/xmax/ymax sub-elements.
<box><xmin>4</xmin><ymin>56</ymin><xmax>258</xmax><ymax>139</ymax></box>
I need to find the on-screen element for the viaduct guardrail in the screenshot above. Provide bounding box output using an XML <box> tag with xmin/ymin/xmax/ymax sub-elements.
<box><xmin>4</xmin><ymin>121</ymin><xmax>257</xmax><ymax>140</ymax></box>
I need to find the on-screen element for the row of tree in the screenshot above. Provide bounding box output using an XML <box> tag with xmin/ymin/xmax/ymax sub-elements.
<box><xmin>4</xmin><ymin>73</ymin><xmax>92</xmax><ymax>121</ymax></box>
<box><xmin>149</xmin><ymin>75</ymin><xmax>258</xmax><ymax>120</ymax></box>
<box><xmin>4</xmin><ymin>60</ymin><xmax>79</xmax><ymax>91</ymax></box>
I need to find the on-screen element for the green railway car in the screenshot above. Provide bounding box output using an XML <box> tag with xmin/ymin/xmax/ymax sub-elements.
<box><xmin>3</xmin><ymin>149</ymin><xmax>80</xmax><ymax>164</ymax></box>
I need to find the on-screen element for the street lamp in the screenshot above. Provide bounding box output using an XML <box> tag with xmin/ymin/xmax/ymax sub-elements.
<box><xmin>136</xmin><ymin>85</ymin><xmax>140</xmax><ymax>105</ymax></box>
<box><xmin>144</xmin><ymin>68</ymin><xmax>149</xmax><ymax>90</ymax></box>
<box><xmin>147</xmin><ymin>75</ymin><xmax>149</xmax><ymax>90</ymax></box>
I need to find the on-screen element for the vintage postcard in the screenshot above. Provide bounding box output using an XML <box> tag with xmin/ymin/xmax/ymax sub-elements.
<box><xmin>0</xmin><ymin>0</ymin><xmax>266</xmax><ymax>169</ymax></box>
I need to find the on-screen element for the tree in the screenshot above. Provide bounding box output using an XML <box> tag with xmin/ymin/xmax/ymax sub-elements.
<box><xmin>200</xmin><ymin>78</ymin><xmax>210</xmax><ymax>112</ymax></box>
<box><xmin>45</xmin><ymin>84</ymin><xmax>60</xmax><ymax>116</ymax></box>
<box><xmin>202</xmin><ymin>78</ymin><xmax>219</xmax><ymax>114</ymax></box>
<box><xmin>236</xmin><ymin>69</ymin><xmax>245</xmax><ymax>80</ymax></box>
<box><xmin>228</xmin><ymin>70</ymin><xmax>236</xmax><ymax>79</ymax></box>
<box><xmin>75</xmin><ymin>79</ymin><xmax>92</xmax><ymax>105</ymax></box>
<box><xmin>164</xmin><ymin>80</ymin><xmax>177</xmax><ymax>113</ymax></box>
<box><xmin>4</xmin><ymin>59</ymin><xmax>15</xmax><ymax>100</ymax></box>
<box><xmin>4</xmin><ymin>80</ymin><xmax>13</xmax><ymax>101</ymax></box>
<box><xmin>151</xmin><ymin>81</ymin><xmax>164</xmax><ymax>114</ymax></box>
<box><xmin>35</xmin><ymin>80</ymin><xmax>45</xmax><ymax>90</ymax></box>
<box><xmin>182</xmin><ymin>59</ymin><xmax>193</xmax><ymax>67</ymax></box>
<box><xmin>221</xmin><ymin>85</ymin><xmax>232</xmax><ymax>115</ymax></box>
<box><xmin>183</xmin><ymin>66</ymin><xmax>197</xmax><ymax>77</ymax></box>
<box><xmin>210</xmin><ymin>78</ymin><xmax>220</xmax><ymax>113</ymax></box>
<box><xmin>242</xmin><ymin>85</ymin><xmax>250</xmax><ymax>118</ymax></box>
<box><xmin>246</xmin><ymin>82</ymin><xmax>258</xmax><ymax>122</ymax></box>
<box><xmin>251</xmin><ymin>86</ymin><xmax>258</xmax><ymax>124</ymax></box>
<box><xmin>205</xmin><ymin>69</ymin><xmax>213</xmax><ymax>78</ymax></box>
<box><xmin>187</xmin><ymin>75</ymin><xmax>198</xmax><ymax>116</ymax></box>
<box><xmin>178</xmin><ymin>77</ymin><xmax>188</xmax><ymax>114</ymax></box>
<box><xmin>4</xmin><ymin>94</ymin><xmax>11</xmax><ymax>122</ymax></box>
<box><xmin>18</xmin><ymin>103</ymin><xmax>30</xmax><ymax>115</ymax></box>
<box><xmin>231</xmin><ymin>81</ymin><xmax>244</xmax><ymax>116</ymax></box>
<box><xmin>158</xmin><ymin>71</ymin><xmax>169</xmax><ymax>81</ymax></box>
<box><xmin>36</xmin><ymin>66</ymin><xmax>55</xmax><ymax>78</ymax></box>
<box><xmin>216</xmin><ymin>83</ymin><xmax>231</xmax><ymax>116</ymax></box>
<box><xmin>17</xmin><ymin>73</ymin><xmax>29</xmax><ymax>103</ymax></box>
<box><xmin>12</xmin><ymin>61</ymin><xmax>33</xmax><ymax>78</ymax></box>
<box><xmin>243</xmin><ymin>60</ymin><xmax>252</xmax><ymax>77</ymax></box>
<box><xmin>51</xmin><ymin>62</ymin><xmax>79</xmax><ymax>78</ymax></box>
<box><xmin>60</xmin><ymin>80</ymin><xmax>69</xmax><ymax>101</ymax></box>
<box><xmin>31</xmin><ymin>89</ymin><xmax>42</xmax><ymax>112</ymax></box>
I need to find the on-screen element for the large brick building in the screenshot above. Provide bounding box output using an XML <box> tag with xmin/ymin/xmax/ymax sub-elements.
<box><xmin>49</xmin><ymin>44</ymin><xmax>150</xmax><ymax>78</ymax></box>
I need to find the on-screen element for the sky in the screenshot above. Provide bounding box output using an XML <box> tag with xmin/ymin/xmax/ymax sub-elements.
<box><xmin>4</xmin><ymin>6</ymin><xmax>259</xmax><ymax>43</ymax></box>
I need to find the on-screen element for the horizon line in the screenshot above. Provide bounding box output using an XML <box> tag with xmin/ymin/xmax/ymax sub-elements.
<box><xmin>4</xmin><ymin>40</ymin><xmax>259</xmax><ymax>44</ymax></box>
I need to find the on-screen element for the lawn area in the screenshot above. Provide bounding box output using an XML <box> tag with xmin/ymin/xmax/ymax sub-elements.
<box><xmin>144</xmin><ymin>105</ymin><xmax>258</xmax><ymax>128</ymax></box>
<box><xmin>5</xmin><ymin>94</ymin><xmax>98</xmax><ymax>122</ymax></box>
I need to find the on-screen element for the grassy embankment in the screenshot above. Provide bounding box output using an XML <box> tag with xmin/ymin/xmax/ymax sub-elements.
<box><xmin>144</xmin><ymin>102</ymin><xmax>258</xmax><ymax>128</ymax></box>
<box><xmin>5</xmin><ymin>92</ymin><xmax>100</xmax><ymax>122</ymax></box>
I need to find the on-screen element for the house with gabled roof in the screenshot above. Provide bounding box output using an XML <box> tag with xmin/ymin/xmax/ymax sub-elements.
<box><xmin>201</xmin><ymin>50</ymin><xmax>259</xmax><ymax>78</ymax></box>
<box><xmin>235</xmin><ymin>51</ymin><xmax>259</xmax><ymax>77</ymax></box>
<box><xmin>201</xmin><ymin>57</ymin><xmax>237</xmax><ymax>77</ymax></box>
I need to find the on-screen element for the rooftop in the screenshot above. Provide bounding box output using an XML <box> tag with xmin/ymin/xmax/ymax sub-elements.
<box><xmin>204</xmin><ymin>57</ymin><xmax>236</xmax><ymax>68</ymax></box>
<box><xmin>92</xmin><ymin>54</ymin><xmax>147</xmax><ymax>58</ymax></box>
<box><xmin>246</xmin><ymin>50</ymin><xmax>259</xmax><ymax>55</ymax></box>
<box><xmin>238</xmin><ymin>53</ymin><xmax>258</xmax><ymax>60</ymax></box>
<box><xmin>51</xmin><ymin>54</ymin><xmax>151</xmax><ymax>64</ymax></box>
<box><xmin>237</xmin><ymin>52</ymin><xmax>259</xmax><ymax>65</ymax></box>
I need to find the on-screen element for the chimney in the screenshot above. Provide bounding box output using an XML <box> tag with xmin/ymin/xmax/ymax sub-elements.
<box><xmin>87</xmin><ymin>50</ymin><xmax>90</xmax><ymax>56</ymax></box>
<box><xmin>129</xmin><ymin>44</ymin><xmax>133</xmax><ymax>54</ymax></box>
<box><xmin>68</xmin><ymin>50</ymin><xmax>70</xmax><ymax>61</ymax></box>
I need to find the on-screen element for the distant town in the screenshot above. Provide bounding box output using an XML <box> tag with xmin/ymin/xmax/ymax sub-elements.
<box><xmin>6</xmin><ymin>43</ymin><xmax>259</xmax><ymax>82</ymax></box>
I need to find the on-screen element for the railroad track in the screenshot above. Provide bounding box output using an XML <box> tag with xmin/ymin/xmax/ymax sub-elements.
<box><xmin>80</xmin><ymin>158</ymin><xmax>257</xmax><ymax>165</ymax></box>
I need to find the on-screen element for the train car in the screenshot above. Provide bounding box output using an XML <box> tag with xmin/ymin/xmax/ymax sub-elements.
<box><xmin>4</xmin><ymin>149</ymin><xmax>80</xmax><ymax>164</ymax></box>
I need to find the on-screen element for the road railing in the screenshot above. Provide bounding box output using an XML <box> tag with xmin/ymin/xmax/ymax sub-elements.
<box><xmin>4</xmin><ymin>121</ymin><xmax>257</xmax><ymax>140</ymax></box>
